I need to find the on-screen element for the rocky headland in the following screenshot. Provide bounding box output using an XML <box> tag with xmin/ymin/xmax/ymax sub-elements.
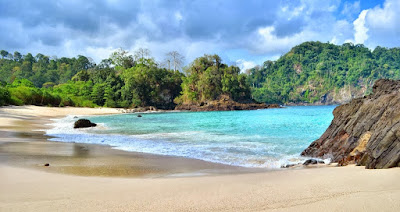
<box><xmin>175</xmin><ymin>95</ymin><xmax>280</xmax><ymax>112</ymax></box>
<box><xmin>301</xmin><ymin>79</ymin><xmax>400</xmax><ymax>169</ymax></box>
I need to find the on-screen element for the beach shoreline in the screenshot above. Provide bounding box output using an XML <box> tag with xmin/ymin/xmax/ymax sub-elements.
<box><xmin>0</xmin><ymin>105</ymin><xmax>399</xmax><ymax>211</ymax></box>
<box><xmin>0</xmin><ymin>105</ymin><xmax>259</xmax><ymax>178</ymax></box>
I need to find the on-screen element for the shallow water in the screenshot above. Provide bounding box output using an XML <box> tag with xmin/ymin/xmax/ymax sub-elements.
<box><xmin>46</xmin><ymin>106</ymin><xmax>336</xmax><ymax>169</ymax></box>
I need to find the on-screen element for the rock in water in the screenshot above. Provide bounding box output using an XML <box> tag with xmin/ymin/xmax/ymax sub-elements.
<box><xmin>303</xmin><ymin>159</ymin><xmax>325</xmax><ymax>166</ymax></box>
<box><xmin>301</xmin><ymin>79</ymin><xmax>400</xmax><ymax>169</ymax></box>
<box><xmin>74</xmin><ymin>119</ymin><xmax>97</xmax><ymax>129</ymax></box>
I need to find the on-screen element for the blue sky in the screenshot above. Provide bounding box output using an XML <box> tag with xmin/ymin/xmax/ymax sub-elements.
<box><xmin>0</xmin><ymin>0</ymin><xmax>398</xmax><ymax>71</ymax></box>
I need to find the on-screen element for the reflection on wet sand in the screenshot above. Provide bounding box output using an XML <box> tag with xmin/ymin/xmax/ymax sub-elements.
<box><xmin>0</xmin><ymin>117</ymin><xmax>260</xmax><ymax>178</ymax></box>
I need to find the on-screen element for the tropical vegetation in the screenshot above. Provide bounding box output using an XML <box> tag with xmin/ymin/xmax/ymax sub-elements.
<box><xmin>1</xmin><ymin>41</ymin><xmax>399</xmax><ymax>108</ymax></box>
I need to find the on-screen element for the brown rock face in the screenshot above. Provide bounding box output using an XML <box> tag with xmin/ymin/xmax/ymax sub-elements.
<box><xmin>175</xmin><ymin>95</ymin><xmax>280</xmax><ymax>112</ymax></box>
<box><xmin>301</xmin><ymin>79</ymin><xmax>400</xmax><ymax>169</ymax></box>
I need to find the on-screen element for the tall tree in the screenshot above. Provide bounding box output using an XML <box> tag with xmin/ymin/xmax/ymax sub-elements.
<box><xmin>13</xmin><ymin>51</ymin><xmax>22</xmax><ymax>61</ymax></box>
<box><xmin>110</xmin><ymin>48</ymin><xmax>134</xmax><ymax>69</ymax></box>
<box><xmin>165</xmin><ymin>51</ymin><xmax>184</xmax><ymax>71</ymax></box>
<box><xmin>134</xmin><ymin>48</ymin><xmax>151</xmax><ymax>61</ymax></box>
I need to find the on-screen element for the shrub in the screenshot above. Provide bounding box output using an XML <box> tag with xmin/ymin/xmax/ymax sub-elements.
<box><xmin>0</xmin><ymin>86</ymin><xmax>11</xmax><ymax>106</ymax></box>
<box><xmin>8</xmin><ymin>86</ymin><xmax>41</xmax><ymax>105</ymax></box>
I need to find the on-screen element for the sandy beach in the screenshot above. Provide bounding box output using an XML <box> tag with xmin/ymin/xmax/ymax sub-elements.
<box><xmin>0</xmin><ymin>106</ymin><xmax>399</xmax><ymax>211</ymax></box>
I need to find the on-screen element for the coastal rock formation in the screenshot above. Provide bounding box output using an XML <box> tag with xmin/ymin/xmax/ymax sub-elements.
<box><xmin>74</xmin><ymin>119</ymin><xmax>97</xmax><ymax>128</ymax></box>
<box><xmin>175</xmin><ymin>95</ymin><xmax>280</xmax><ymax>111</ymax></box>
<box><xmin>301</xmin><ymin>79</ymin><xmax>400</xmax><ymax>169</ymax></box>
<box><xmin>285</xmin><ymin>84</ymin><xmax>369</xmax><ymax>106</ymax></box>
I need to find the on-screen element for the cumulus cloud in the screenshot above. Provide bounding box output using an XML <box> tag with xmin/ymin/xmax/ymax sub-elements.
<box><xmin>341</xmin><ymin>1</ymin><xmax>361</xmax><ymax>20</ymax></box>
<box><xmin>353</xmin><ymin>10</ymin><xmax>369</xmax><ymax>44</ymax></box>
<box><xmin>363</xmin><ymin>0</ymin><xmax>400</xmax><ymax>47</ymax></box>
<box><xmin>236</xmin><ymin>59</ymin><xmax>257</xmax><ymax>72</ymax></box>
<box><xmin>0</xmin><ymin>0</ymin><xmax>398</xmax><ymax>67</ymax></box>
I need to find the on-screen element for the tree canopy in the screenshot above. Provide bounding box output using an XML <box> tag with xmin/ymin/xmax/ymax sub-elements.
<box><xmin>175</xmin><ymin>54</ymin><xmax>251</xmax><ymax>104</ymax></box>
<box><xmin>247</xmin><ymin>41</ymin><xmax>400</xmax><ymax>104</ymax></box>
<box><xmin>1</xmin><ymin>41</ymin><xmax>400</xmax><ymax>108</ymax></box>
<box><xmin>0</xmin><ymin>49</ymin><xmax>183</xmax><ymax>108</ymax></box>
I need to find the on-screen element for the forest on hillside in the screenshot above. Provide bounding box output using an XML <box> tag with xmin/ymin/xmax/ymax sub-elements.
<box><xmin>1</xmin><ymin>41</ymin><xmax>400</xmax><ymax>108</ymax></box>
<box><xmin>0</xmin><ymin>49</ymin><xmax>249</xmax><ymax>109</ymax></box>
<box><xmin>247</xmin><ymin>41</ymin><xmax>400</xmax><ymax>104</ymax></box>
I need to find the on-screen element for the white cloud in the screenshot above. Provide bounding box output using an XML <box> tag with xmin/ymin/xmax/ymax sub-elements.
<box><xmin>362</xmin><ymin>0</ymin><xmax>400</xmax><ymax>47</ymax></box>
<box><xmin>366</xmin><ymin>0</ymin><xmax>399</xmax><ymax>30</ymax></box>
<box><xmin>353</xmin><ymin>10</ymin><xmax>369</xmax><ymax>44</ymax></box>
<box><xmin>236</xmin><ymin>59</ymin><xmax>257</xmax><ymax>72</ymax></box>
<box><xmin>332</xmin><ymin>20</ymin><xmax>353</xmax><ymax>43</ymax></box>
<box><xmin>1</xmin><ymin>0</ymin><xmax>399</xmax><ymax>67</ymax></box>
<box><xmin>174</xmin><ymin>12</ymin><xmax>183</xmax><ymax>21</ymax></box>
<box><xmin>254</xmin><ymin>26</ymin><xmax>300</xmax><ymax>53</ymax></box>
<box><xmin>341</xmin><ymin>1</ymin><xmax>360</xmax><ymax>19</ymax></box>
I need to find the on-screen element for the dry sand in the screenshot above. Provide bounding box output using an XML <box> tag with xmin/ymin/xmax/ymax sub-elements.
<box><xmin>0</xmin><ymin>105</ymin><xmax>399</xmax><ymax>211</ymax></box>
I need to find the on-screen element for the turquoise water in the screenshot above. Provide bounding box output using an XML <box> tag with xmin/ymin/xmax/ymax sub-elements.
<box><xmin>46</xmin><ymin>106</ymin><xmax>336</xmax><ymax>168</ymax></box>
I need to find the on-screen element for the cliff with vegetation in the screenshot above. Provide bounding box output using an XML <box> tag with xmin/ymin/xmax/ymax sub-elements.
<box><xmin>301</xmin><ymin>79</ymin><xmax>400</xmax><ymax>169</ymax></box>
<box><xmin>247</xmin><ymin>41</ymin><xmax>400</xmax><ymax>105</ymax></box>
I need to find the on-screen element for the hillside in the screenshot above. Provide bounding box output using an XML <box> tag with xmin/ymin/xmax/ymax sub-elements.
<box><xmin>247</xmin><ymin>42</ymin><xmax>400</xmax><ymax>104</ymax></box>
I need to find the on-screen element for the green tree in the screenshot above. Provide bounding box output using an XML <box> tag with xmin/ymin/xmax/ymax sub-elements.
<box><xmin>0</xmin><ymin>50</ymin><xmax>8</xmax><ymax>59</ymax></box>
<box><xmin>13</xmin><ymin>51</ymin><xmax>22</xmax><ymax>61</ymax></box>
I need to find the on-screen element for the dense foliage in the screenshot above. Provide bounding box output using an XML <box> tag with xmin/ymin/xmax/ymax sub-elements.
<box><xmin>0</xmin><ymin>49</ymin><xmax>183</xmax><ymax>109</ymax></box>
<box><xmin>247</xmin><ymin>41</ymin><xmax>400</xmax><ymax>104</ymax></box>
<box><xmin>175</xmin><ymin>54</ymin><xmax>251</xmax><ymax>104</ymax></box>
<box><xmin>1</xmin><ymin>41</ymin><xmax>400</xmax><ymax>108</ymax></box>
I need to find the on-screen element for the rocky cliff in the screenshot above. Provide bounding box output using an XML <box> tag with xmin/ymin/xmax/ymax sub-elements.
<box><xmin>175</xmin><ymin>95</ymin><xmax>280</xmax><ymax>111</ymax></box>
<box><xmin>301</xmin><ymin>79</ymin><xmax>400</xmax><ymax>169</ymax></box>
<box><xmin>285</xmin><ymin>84</ymin><xmax>369</xmax><ymax>106</ymax></box>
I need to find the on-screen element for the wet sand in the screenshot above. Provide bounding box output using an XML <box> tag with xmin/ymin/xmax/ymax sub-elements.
<box><xmin>0</xmin><ymin>105</ymin><xmax>399</xmax><ymax>211</ymax></box>
<box><xmin>0</xmin><ymin>106</ymin><xmax>253</xmax><ymax>177</ymax></box>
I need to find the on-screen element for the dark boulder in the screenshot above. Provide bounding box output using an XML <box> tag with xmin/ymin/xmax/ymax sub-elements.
<box><xmin>74</xmin><ymin>119</ymin><xmax>97</xmax><ymax>128</ymax></box>
<box><xmin>301</xmin><ymin>79</ymin><xmax>400</xmax><ymax>169</ymax></box>
<box><xmin>281</xmin><ymin>163</ymin><xmax>300</xmax><ymax>168</ymax></box>
<box><xmin>303</xmin><ymin>159</ymin><xmax>325</xmax><ymax>166</ymax></box>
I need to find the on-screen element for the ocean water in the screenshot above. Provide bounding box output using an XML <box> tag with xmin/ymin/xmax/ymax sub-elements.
<box><xmin>45</xmin><ymin>106</ymin><xmax>336</xmax><ymax>169</ymax></box>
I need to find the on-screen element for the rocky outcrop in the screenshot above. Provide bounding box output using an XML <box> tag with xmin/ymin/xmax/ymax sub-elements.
<box><xmin>286</xmin><ymin>84</ymin><xmax>369</xmax><ymax>106</ymax></box>
<box><xmin>301</xmin><ymin>79</ymin><xmax>400</xmax><ymax>169</ymax></box>
<box><xmin>175</xmin><ymin>95</ymin><xmax>280</xmax><ymax>111</ymax></box>
<box><xmin>74</xmin><ymin>119</ymin><xmax>97</xmax><ymax>128</ymax></box>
